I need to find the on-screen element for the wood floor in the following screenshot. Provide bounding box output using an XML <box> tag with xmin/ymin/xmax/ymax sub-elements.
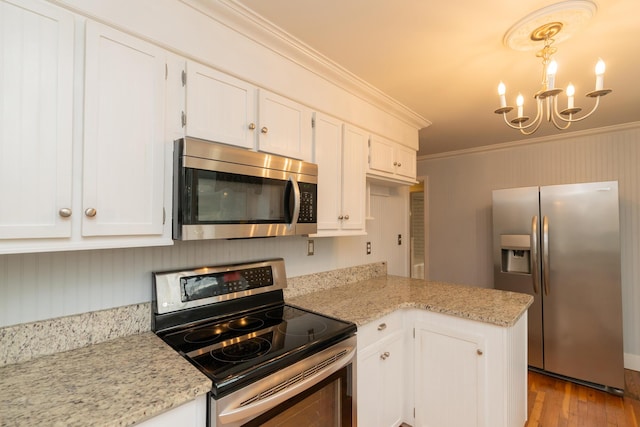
<box><xmin>525</xmin><ymin>370</ymin><xmax>640</xmax><ymax>427</ymax></box>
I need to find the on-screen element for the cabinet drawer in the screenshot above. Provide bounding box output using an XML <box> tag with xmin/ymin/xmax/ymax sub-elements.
<box><xmin>357</xmin><ymin>311</ymin><xmax>404</xmax><ymax>349</ymax></box>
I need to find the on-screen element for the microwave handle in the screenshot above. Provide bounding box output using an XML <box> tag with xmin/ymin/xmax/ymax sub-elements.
<box><xmin>287</xmin><ymin>176</ymin><xmax>301</xmax><ymax>229</ymax></box>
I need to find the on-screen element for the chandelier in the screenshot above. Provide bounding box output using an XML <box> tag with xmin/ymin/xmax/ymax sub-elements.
<box><xmin>494</xmin><ymin>2</ymin><xmax>611</xmax><ymax>135</ymax></box>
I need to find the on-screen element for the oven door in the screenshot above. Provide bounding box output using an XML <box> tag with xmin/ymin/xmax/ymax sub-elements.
<box><xmin>211</xmin><ymin>336</ymin><xmax>356</xmax><ymax>427</ymax></box>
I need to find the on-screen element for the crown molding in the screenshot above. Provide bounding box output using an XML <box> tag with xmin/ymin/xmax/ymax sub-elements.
<box><xmin>181</xmin><ymin>0</ymin><xmax>430</xmax><ymax>130</ymax></box>
<box><xmin>417</xmin><ymin>121</ymin><xmax>640</xmax><ymax>161</ymax></box>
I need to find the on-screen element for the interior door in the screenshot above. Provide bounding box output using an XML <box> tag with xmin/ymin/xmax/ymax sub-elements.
<box><xmin>492</xmin><ymin>186</ymin><xmax>543</xmax><ymax>368</ymax></box>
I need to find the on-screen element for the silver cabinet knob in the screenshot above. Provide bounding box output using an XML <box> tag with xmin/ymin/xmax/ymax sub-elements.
<box><xmin>338</xmin><ymin>215</ymin><xmax>344</xmax><ymax>220</ymax></box>
<box><xmin>84</xmin><ymin>208</ymin><xmax>97</xmax><ymax>217</ymax></box>
<box><xmin>261</xmin><ymin>126</ymin><xmax>268</xmax><ymax>134</ymax></box>
<box><xmin>59</xmin><ymin>208</ymin><xmax>72</xmax><ymax>218</ymax></box>
<box><xmin>397</xmin><ymin>162</ymin><xmax>402</xmax><ymax>167</ymax></box>
<box><xmin>477</xmin><ymin>349</ymin><xmax>483</xmax><ymax>356</ymax></box>
<box><xmin>393</xmin><ymin>161</ymin><xmax>398</xmax><ymax>166</ymax></box>
<box><xmin>248</xmin><ymin>123</ymin><xmax>256</xmax><ymax>130</ymax></box>
<box><xmin>344</xmin><ymin>214</ymin><xmax>349</xmax><ymax>220</ymax></box>
<box><xmin>380</xmin><ymin>351</ymin><xmax>390</xmax><ymax>360</ymax></box>
<box><xmin>377</xmin><ymin>323</ymin><xmax>387</xmax><ymax>331</ymax></box>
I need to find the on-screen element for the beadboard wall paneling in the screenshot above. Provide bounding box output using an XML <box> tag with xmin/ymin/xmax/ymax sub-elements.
<box><xmin>417</xmin><ymin>124</ymin><xmax>640</xmax><ymax>364</ymax></box>
<box><xmin>0</xmin><ymin>188</ymin><xmax>409</xmax><ymax>328</ymax></box>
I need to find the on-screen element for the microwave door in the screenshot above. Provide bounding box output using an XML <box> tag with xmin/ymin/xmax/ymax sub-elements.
<box><xmin>285</xmin><ymin>176</ymin><xmax>301</xmax><ymax>230</ymax></box>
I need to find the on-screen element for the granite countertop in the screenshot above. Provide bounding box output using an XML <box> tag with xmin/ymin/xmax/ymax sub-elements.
<box><xmin>0</xmin><ymin>332</ymin><xmax>211</xmax><ymax>427</ymax></box>
<box><xmin>287</xmin><ymin>275</ymin><xmax>533</xmax><ymax>327</ymax></box>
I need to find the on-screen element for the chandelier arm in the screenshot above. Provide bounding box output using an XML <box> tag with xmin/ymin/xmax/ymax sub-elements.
<box><xmin>553</xmin><ymin>95</ymin><xmax>603</xmax><ymax>123</ymax></box>
<box><xmin>500</xmin><ymin>97</ymin><xmax>545</xmax><ymax>131</ymax></box>
<box><xmin>550</xmin><ymin>96</ymin><xmax>573</xmax><ymax>130</ymax></box>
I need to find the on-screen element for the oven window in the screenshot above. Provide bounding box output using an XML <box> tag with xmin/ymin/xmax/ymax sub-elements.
<box><xmin>244</xmin><ymin>367</ymin><xmax>353</xmax><ymax>427</ymax></box>
<box><xmin>186</xmin><ymin>169</ymin><xmax>287</xmax><ymax>224</ymax></box>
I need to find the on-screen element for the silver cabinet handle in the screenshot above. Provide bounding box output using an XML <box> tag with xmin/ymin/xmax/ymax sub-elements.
<box><xmin>377</xmin><ymin>323</ymin><xmax>387</xmax><ymax>331</ymax></box>
<box><xmin>248</xmin><ymin>123</ymin><xmax>256</xmax><ymax>130</ymax></box>
<box><xmin>59</xmin><ymin>208</ymin><xmax>72</xmax><ymax>218</ymax></box>
<box><xmin>261</xmin><ymin>126</ymin><xmax>268</xmax><ymax>134</ymax></box>
<box><xmin>344</xmin><ymin>214</ymin><xmax>349</xmax><ymax>220</ymax></box>
<box><xmin>84</xmin><ymin>208</ymin><xmax>97</xmax><ymax>217</ymax></box>
<box><xmin>380</xmin><ymin>351</ymin><xmax>390</xmax><ymax>360</ymax></box>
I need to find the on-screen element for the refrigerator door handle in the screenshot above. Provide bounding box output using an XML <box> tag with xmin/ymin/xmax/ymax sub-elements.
<box><xmin>531</xmin><ymin>215</ymin><xmax>539</xmax><ymax>294</ymax></box>
<box><xmin>542</xmin><ymin>215</ymin><xmax>550</xmax><ymax>295</ymax></box>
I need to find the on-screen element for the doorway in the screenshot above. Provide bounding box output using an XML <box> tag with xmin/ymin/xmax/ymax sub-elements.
<box><xmin>410</xmin><ymin>179</ymin><xmax>426</xmax><ymax>279</ymax></box>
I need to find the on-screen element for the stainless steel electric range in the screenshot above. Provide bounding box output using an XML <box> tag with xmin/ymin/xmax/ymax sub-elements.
<box><xmin>152</xmin><ymin>258</ymin><xmax>357</xmax><ymax>427</ymax></box>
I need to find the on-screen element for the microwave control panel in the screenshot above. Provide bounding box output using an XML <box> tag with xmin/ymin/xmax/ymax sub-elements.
<box><xmin>298</xmin><ymin>182</ymin><xmax>316</xmax><ymax>223</ymax></box>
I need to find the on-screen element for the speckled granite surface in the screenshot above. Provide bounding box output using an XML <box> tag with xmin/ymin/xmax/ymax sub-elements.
<box><xmin>284</xmin><ymin>261</ymin><xmax>387</xmax><ymax>298</ymax></box>
<box><xmin>0</xmin><ymin>303</ymin><xmax>151</xmax><ymax>367</ymax></box>
<box><xmin>0</xmin><ymin>332</ymin><xmax>211</xmax><ymax>427</ymax></box>
<box><xmin>287</xmin><ymin>276</ymin><xmax>533</xmax><ymax>327</ymax></box>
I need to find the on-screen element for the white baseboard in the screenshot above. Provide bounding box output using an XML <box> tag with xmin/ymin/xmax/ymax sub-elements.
<box><xmin>624</xmin><ymin>352</ymin><xmax>640</xmax><ymax>372</ymax></box>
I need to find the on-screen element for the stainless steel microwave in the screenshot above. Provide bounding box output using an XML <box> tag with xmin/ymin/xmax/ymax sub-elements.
<box><xmin>173</xmin><ymin>137</ymin><xmax>317</xmax><ymax>240</ymax></box>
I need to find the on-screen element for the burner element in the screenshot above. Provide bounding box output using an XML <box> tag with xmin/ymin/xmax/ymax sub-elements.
<box><xmin>227</xmin><ymin>316</ymin><xmax>265</xmax><ymax>332</ymax></box>
<box><xmin>211</xmin><ymin>337</ymin><xmax>272</xmax><ymax>363</ymax></box>
<box><xmin>183</xmin><ymin>327</ymin><xmax>223</xmax><ymax>344</ymax></box>
<box><xmin>278</xmin><ymin>318</ymin><xmax>328</xmax><ymax>338</ymax></box>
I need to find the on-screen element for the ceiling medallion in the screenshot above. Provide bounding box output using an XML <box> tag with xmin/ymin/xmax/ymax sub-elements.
<box><xmin>494</xmin><ymin>0</ymin><xmax>612</xmax><ymax>135</ymax></box>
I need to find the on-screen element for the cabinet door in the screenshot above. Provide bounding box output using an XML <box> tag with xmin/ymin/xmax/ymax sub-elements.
<box><xmin>414</xmin><ymin>319</ymin><xmax>485</xmax><ymax>427</ymax></box>
<box><xmin>357</xmin><ymin>330</ymin><xmax>404</xmax><ymax>427</ymax></box>
<box><xmin>341</xmin><ymin>124</ymin><xmax>367</xmax><ymax>231</ymax></box>
<box><xmin>395</xmin><ymin>145</ymin><xmax>416</xmax><ymax>179</ymax></box>
<box><xmin>0</xmin><ymin>0</ymin><xmax>74</xmax><ymax>239</ymax></box>
<box><xmin>258</xmin><ymin>89</ymin><xmax>313</xmax><ymax>161</ymax></box>
<box><xmin>185</xmin><ymin>61</ymin><xmax>256</xmax><ymax>149</ymax></box>
<box><xmin>83</xmin><ymin>21</ymin><xmax>165</xmax><ymax>237</ymax></box>
<box><xmin>368</xmin><ymin>135</ymin><xmax>395</xmax><ymax>174</ymax></box>
<box><xmin>313</xmin><ymin>113</ymin><xmax>342</xmax><ymax>232</ymax></box>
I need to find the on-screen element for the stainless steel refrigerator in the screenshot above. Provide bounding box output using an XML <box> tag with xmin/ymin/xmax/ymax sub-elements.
<box><xmin>492</xmin><ymin>181</ymin><xmax>624</xmax><ymax>392</ymax></box>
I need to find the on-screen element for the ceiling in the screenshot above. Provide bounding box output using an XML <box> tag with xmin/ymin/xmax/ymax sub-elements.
<box><xmin>233</xmin><ymin>0</ymin><xmax>640</xmax><ymax>156</ymax></box>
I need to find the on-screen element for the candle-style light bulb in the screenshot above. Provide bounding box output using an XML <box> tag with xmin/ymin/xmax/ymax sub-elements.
<box><xmin>546</xmin><ymin>60</ymin><xmax>558</xmax><ymax>90</ymax></box>
<box><xmin>516</xmin><ymin>93</ymin><xmax>524</xmax><ymax>117</ymax></box>
<box><xmin>498</xmin><ymin>82</ymin><xmax>507</xmax><ymax>108</ymax></box>
<box><xmin>566</xmin><ymin>83</ymin><xmax>575</xmax><ymax>109</ymax></box>
<box><xmin>595</xmin><ymin>59</ymin><xmax>605</xmax><ymax>90</ymax></box>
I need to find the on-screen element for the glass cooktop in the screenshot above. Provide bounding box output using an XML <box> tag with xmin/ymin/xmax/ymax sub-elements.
<box><xmin>159</xmin><ymin>304</ymin><xmax>356</xmax><ymax>397</ymax></box>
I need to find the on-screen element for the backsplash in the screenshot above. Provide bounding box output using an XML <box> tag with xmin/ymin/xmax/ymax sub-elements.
<box><xmin>0</xmin><ymin>261</ymin><xmax>386</xmax><ymax>367</ymax></box>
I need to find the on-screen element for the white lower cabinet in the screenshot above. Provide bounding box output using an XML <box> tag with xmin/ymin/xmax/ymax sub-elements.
<box><xmin>357</xmin><ymin>312</ymin><xmax>405</xmax><ymax>427</ymax></box>
<box><xmin>135</xmin><ymin>395</ymin><xmax>207</xmax><ymax>427</ymax></box>
<box><xmin>357</xmin><ymin>309</ymin><xmax>527</xmax><ymax>427</ymax></box>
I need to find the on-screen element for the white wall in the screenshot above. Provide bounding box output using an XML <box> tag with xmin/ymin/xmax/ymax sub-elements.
<box><xmin>417</xmin><ymin>123</ymin><xmax>640</xmax><ymax>369</ymax></box>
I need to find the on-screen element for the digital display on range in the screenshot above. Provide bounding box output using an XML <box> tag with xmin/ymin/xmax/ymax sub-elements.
<box><xmin>180</xmin><ymin>267</ymin><xmax>273</xmax><ymax>302</ymax></box>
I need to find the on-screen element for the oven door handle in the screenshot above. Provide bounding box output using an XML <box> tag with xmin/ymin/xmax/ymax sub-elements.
<box><xmin>217</xmin><ymin>342</ymin><xmax>355</xmax><ymax>425</ymax></box>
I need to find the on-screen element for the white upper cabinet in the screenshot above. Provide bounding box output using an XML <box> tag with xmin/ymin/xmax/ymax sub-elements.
<box><xmin>257</xmin><ymin>89</ymin><xmax>313</xmax><ymax>161</ymax></box>
<box><xmin>0</xmin><ymin>0</ymin><xmax>74</xmax><ymax>240</ymax></box>
<box><xmin>82</xmin><ymin>21</ymin><xmax>166</xmax><ymax>238</ymax></box>
<box><xmin>184</xmin><ymin>61</ymin><xmax>257</xmax><ymax>149</ymax></box>
<box><xmin>313</xmin><ymin>113</ymin><xmax>366</xmax><ymax>236</ymax></box>
<box><xmin>368</xmin><ymin>134</ymin><xmax>417</xmax><ymax>184</ymax></box>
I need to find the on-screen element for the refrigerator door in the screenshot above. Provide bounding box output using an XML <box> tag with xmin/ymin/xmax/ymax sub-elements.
<box><xmin>492</xmin><ymin>186</ymin><xmax>543</xmax><ymax>368</ymax></box>
<box><xmin>540</xmin><ymin>181</ymin><xmax>624</xmax><ymax>389</ymax></box>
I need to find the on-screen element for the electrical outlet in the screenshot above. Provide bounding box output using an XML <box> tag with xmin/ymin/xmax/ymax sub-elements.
<box><xmin>397</xmin><ymin>234</ymin><xmax>402</xmax><ymax>245</ymax></box>
<box><xmin>366</xmin><ymin>241</ymin><xmax>371</xmax><ymax>255</ymax></box>
<box><xmin>307</xmin><ymin>239</ymin><xmax>314</xmax><ymax>256</ymax></box>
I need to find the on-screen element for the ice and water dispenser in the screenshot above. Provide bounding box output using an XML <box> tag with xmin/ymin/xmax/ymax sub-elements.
<box><xmin>500</xmin><ymin>234</ymin><xmax>531</xmax><ymax>274</ymax></box>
